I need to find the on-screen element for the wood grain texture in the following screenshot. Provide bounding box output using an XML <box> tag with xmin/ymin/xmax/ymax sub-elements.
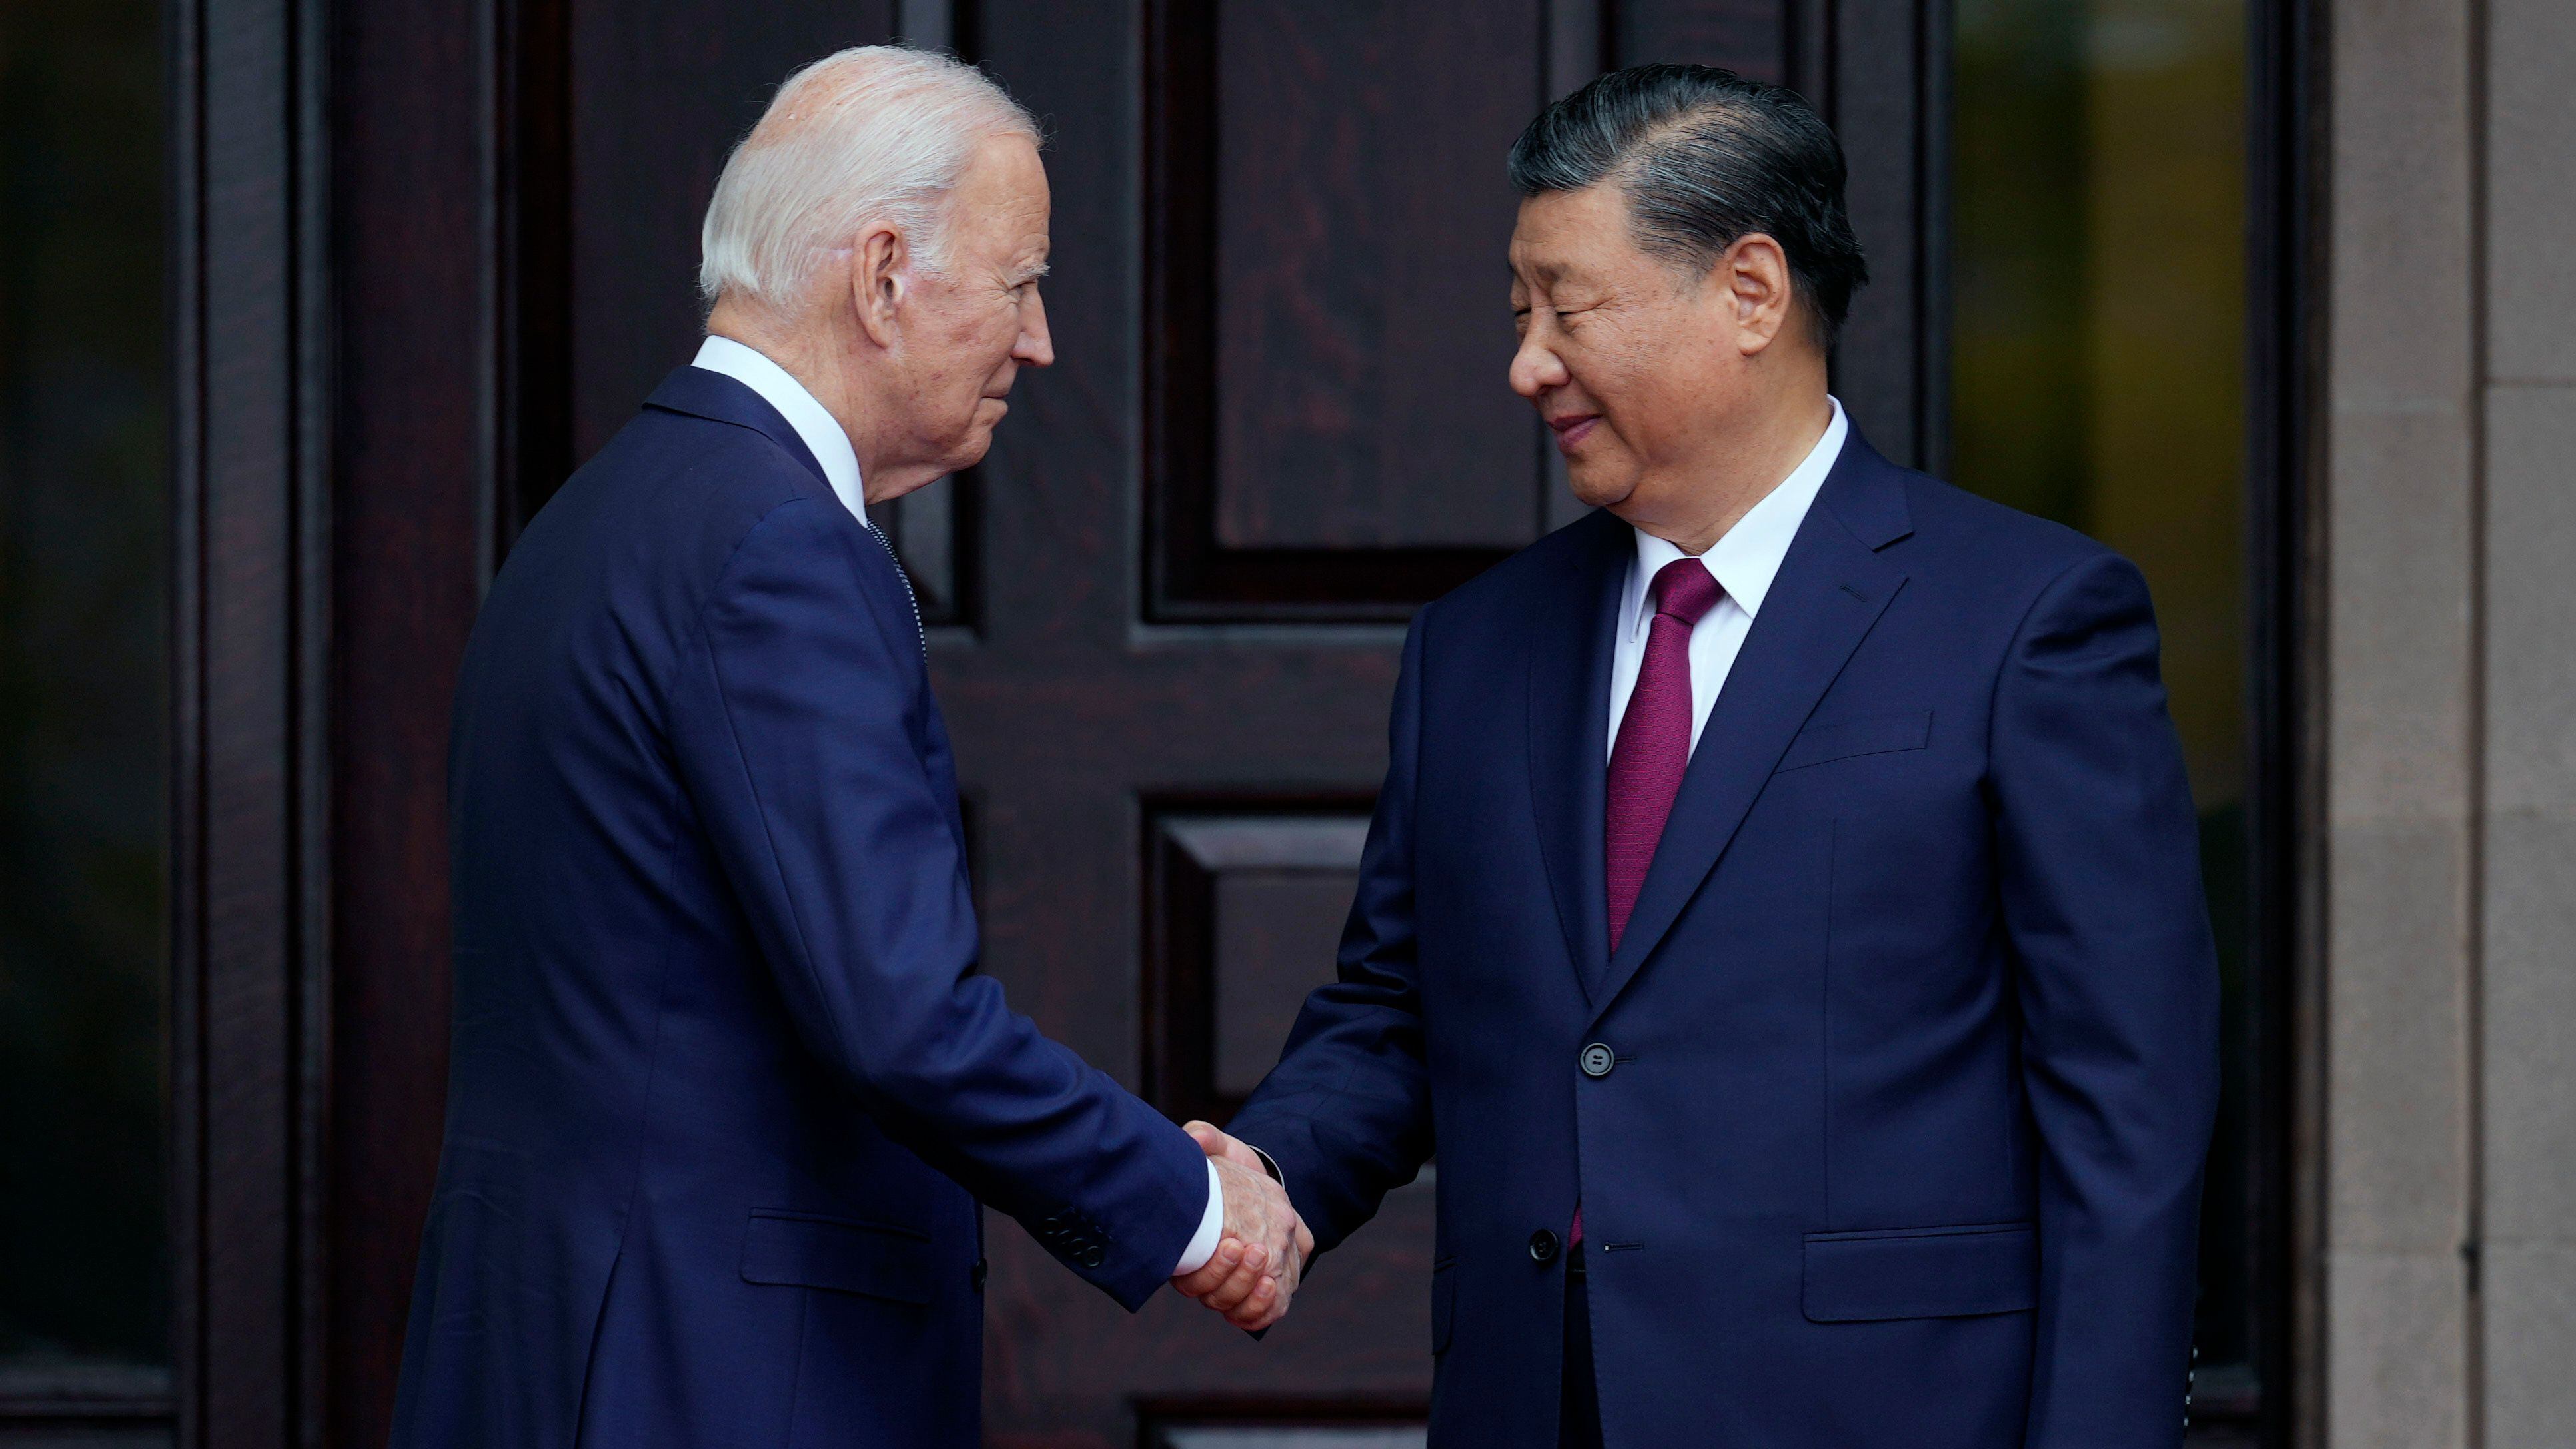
<box><xmin>169</xmin><ymin>0</ymin><xmax>330</xmax><ymax>1444</ymax></box>
<box><xmin>1616</xmin><ymin>0</ymin><xmax>1790</xmax><ymax>81</ymax></box>
<box><xmin>1210</xmin><ymin>0</ymin><xmax>1542</xmax><ymax>551</ymax></box>
<box><xmin>1143</xmin><ymin>805</ymin><xmax>1374</xmax><ymax>1127</ymax></box>
<box><xmin>1143</xmin><ymin>0</ymin><xmax>1541</xmax><ymax>620</ymax></box>
<box><xmin>324</xmin><ymin>0</ymin><xmax>496</xmax><ymax>1443</ymax></box>
<box><xmin>1801</xmin><ymin>0</ymin><xmax>1946</xmax><ymax>469</ymax></box>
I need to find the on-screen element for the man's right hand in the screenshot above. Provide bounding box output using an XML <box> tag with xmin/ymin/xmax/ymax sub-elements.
<box><xmin>1170</xmin><ymin>1133</ymin><xmax>1310</xmax><ymax>1330</ymax></box>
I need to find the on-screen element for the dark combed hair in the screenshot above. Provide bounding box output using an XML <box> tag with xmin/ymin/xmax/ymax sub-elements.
<box><xmin>1507</xmin><ymin>63</ymin><xmax>1869</xmax><ymax>346</ymax></box>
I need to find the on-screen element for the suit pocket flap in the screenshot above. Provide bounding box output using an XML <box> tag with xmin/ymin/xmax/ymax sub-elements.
<box><xmin>1802</xmin><ymin>1222</ymin><xmax>2036</xmax><ymax>1322</ymax></box>
<box><xmin>740</xmin><ymin>1211</ymin><xmax>934</xmax><ymax>1304</ymax></box>
<box><xmin>1777</xmin><ymin>710</ymin><xmax>1933</xmax><ymax>771</ymax></box>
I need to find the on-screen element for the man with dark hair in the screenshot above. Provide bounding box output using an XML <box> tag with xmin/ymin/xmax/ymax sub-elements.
<box><xmin>1183</xmin><ymin>65</ymin><xmax>2218</xmax><ymax>1448</ymax></box>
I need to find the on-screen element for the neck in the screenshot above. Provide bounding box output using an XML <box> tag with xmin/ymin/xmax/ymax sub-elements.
<box><xmin>705</xmin><ymin>295</ymin><xmax>925</xmax><ymax>504</ymax></box>
<box><xmin>1626</xmin><ymin>380</ymin><xmax>1833</xmax><ymax>556</ymax></box>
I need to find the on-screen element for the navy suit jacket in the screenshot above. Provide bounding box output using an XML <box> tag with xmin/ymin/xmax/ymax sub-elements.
<box><xmin>390</xmin><ymin>367</ymin><xmax>1207</xmax><ymax>1449</ymax></box>
<box><xmin>1229</xmin><ymin>430</ymin><xmax>2220</xmax><ymax>1448</ymax></box>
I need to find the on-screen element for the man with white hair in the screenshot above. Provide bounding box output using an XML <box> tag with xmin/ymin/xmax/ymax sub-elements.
<box><xmin>390</xmin><ymin>47</ymin><xmax>1305</xmax><ymax>1448</ymax></box>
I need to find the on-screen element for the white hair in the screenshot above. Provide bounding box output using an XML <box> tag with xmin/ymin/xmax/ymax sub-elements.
<box><xmin>698</xmin><ymin>46</ymin><xmax>1039</xmax><ymax>310</ymax></box>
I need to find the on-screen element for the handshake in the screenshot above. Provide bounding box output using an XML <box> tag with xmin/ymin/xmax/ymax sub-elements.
<box><xmin>1168</xmin><ymin>1120</ymin><xmax>1314</xmax><ymax>1332</ymax></box>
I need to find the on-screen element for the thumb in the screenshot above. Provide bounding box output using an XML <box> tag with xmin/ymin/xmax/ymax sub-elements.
<box><xmin>1183</xmin><ymin>1121</ymin><xmax>1267</xmax><ymax>1173</ymax></box>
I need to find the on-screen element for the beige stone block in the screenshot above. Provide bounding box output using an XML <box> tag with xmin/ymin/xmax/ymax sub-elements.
<box><xmin>2480</xmin><ymin>1243</ymin><xmax>2576</xmax><ymax>1449</ymax></box>
<box><xmin>2329</xmin><ymin>405</ymin><xmax>2473</xmax><ymax>825</ymax></box>
<box><xmin>2327</xmin><ymin>1248</ymin><xmax>2469</xmax><ymax>1449</ymax></box>
<box><xmin>2483</xmin><ymin>386</ymin><xmax>2576</xmax><ymax>811</ymax></box>
<box><xmin>2328</xmin><ymin>823</ymin><xmax>2473</xmax><ymax>1250</ymax></box>
<box><xmin>2334</xmin><ymin>0</ymin><xmax>2474</xmax><ymax>402</ymax></box>
<box><xmin>2480</xmin><ymin>811</ymin><xmax>2576</xmax><ymax>1242</ymax></box>
<box><xmin>2488</xmin><ymin>0</ymin><xmax>2576</xmax><ymax>382</ymax></box>
<box><xmin>2481</xmin><ymin>382</ymin><xmax>2576</xmax><ymax>1271</ymax></box>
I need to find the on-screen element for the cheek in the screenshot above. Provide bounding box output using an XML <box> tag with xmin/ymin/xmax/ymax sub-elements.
<box><xmin>934</xmin><ymin>312</ymin><xmax>1015</xmax><ymax>394</ymax></box>
<box><xmin>1602</xmin><ymin>327</ymin><xmax>1720</xmax><ymax>445</ymax></box>
<box><xmin>1575</xmin><ymin>343</ymin><xmax>1665</xmax><ymax>442</ymax></box>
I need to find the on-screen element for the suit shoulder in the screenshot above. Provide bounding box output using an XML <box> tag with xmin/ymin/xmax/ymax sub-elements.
<box><xmin>530</xmin><ymin>408</ymin><xmax>833</xmax><ymax>561</ymax></box>
<box><xmin>1900</xmin><ymin>472</ymin><xmax>2105</xmax><ymax>564</ymax></box>
<box><xmin>483</xmin><ymin>405</ymin><xmax>850</xmax><ymax>650</ymax></box>
<box><xmin>616</xmin><ymin>405</ymin><xmax>827</xmax><ymax>520</ymax></box>
<box><xmin>1891</xmin><ymin>470</ymin><xmax>2129</xmax><ymax>601</ymax></box>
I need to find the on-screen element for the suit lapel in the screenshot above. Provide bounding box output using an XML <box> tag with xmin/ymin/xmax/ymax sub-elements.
<box><xmin>1526</xmin><ymin>512</ymin><xmax>1630</xmax><ymax>1003</ymax></box>
<box><xmin>1587</xmin><ymin>434</ymin><xmax>1915</xmax><ymax>1018</ymax></box>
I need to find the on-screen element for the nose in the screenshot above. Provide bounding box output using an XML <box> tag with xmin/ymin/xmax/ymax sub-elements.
<box><xmin>1015</xmin><ymin>288</ymin><xmax>1055</xmax><ymax>369</ymax></box>
<box><xmin>1509</xmin><ymin>324</ymin><xmax>1565</xmax><ymax>399</ymax></box>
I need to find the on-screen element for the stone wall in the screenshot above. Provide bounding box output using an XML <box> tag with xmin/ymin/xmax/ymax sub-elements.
<box><xmin>2322</xmin><ymin>1</ymin><xmax>2576</xmax><ymax>1444</ymax></box>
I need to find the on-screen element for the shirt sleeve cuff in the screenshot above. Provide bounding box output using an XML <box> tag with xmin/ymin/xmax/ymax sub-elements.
<box><xmin>1171</xmin><ymin>1157</ymin><xmax>1225</xmax><ymax>1277</ymax></box>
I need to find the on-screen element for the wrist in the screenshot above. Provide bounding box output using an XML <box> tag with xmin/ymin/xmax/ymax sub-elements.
<box><xmin>1171</xmin><ymin>1157</ymin><xmax>1226</xmax><ymax>1277</ymax></box>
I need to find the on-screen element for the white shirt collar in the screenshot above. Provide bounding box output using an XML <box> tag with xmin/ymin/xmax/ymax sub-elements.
<box><xmin>690</xmin><ymin>334</ymin><xmax>868</xmax><ymax>522</ymax></box>
<box><xmin>1624</xmin><ymin>396</ymin><xmax>1848</xmax><ymax>639</ymax></box>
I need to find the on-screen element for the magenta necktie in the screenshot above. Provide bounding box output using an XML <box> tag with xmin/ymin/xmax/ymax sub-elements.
<box><xmin>1575</xmin><ymin>558</ymin><xmax>1720</xmax><ymax>1249</ymax></box>
<box><xmin>1605</xmin><ymin>558</ymin><xmax>1724</xmax><ymax>950</ymax></box>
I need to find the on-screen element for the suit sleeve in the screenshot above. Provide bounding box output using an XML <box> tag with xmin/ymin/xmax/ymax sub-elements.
<box><xmin>1226</xmin><ymin>613</ymin><xmax>1437</xmax><ymax>1253</ymax></box>
<box><xmin>1988</xmin><ymin>551</ymin><xmax>2221</xmax><ymax>1448</ymax></box>
<box><xmin>668</xmin><ymin>498</ymin><xmax>1207</xmax><ymax>1311</ymax></box>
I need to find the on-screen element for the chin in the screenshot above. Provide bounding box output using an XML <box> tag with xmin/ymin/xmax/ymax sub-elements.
<box><xmin>1566</xmin><ymin>464</ymin><xmax>1637</xmax><ymax>512</ymax></box>
<box><xmin>944</xmin><ymin>428</ymin><xmax>995</xmax><ymax>474</ymax></box>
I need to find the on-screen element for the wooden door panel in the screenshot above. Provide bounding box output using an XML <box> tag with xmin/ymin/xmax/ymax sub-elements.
<box><xmin>1620</xmin><ymin>0</ymin><xmax>1791</xmax><ymax>82</ymax></box>
<box><xmin>1816</xmin><ymin>0</ymin><xmax>1948</xmax><ymax>468</ymax></box>
<box><xmin>1143</xmin><ymin>802</ymin><xmax>1376</xmax><ymax>1131</ymax></box>
<box><xmin>1143</xmin><ymin>0</ymin><xmax>1545</xmax><ymax>621</ymax></box>
<box><xmin>1208</xmin><ymin>0</ymin><xmax>1545</xmax><ymax>554</ymax></box>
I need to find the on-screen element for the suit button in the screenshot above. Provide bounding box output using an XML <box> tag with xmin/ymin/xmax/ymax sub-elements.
<box><xmin>1079</xmin><ymin>1245</ymin><xmax>1106</xmax><ymax>1270</ymax></box>
<box><xmin>1529</xmin><ymin>1228</ymin><xmax>1561</xmax><ymax>1264</ymax></box>
<box><xmin>1579</xmin><ymin>1043</ymin><xmax>1616</xmax><ymax>1078</ymax></box>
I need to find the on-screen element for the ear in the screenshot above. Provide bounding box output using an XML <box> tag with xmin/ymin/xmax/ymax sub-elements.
<box><xmin>849</xmin><ymin>219</ymin><xmax>909</xmax><ymax>350</ymax></box>
<box><xmin>1722</xmin><ymin>233</ymin><xmax>1796</xmax><ymax>356</ymax></box>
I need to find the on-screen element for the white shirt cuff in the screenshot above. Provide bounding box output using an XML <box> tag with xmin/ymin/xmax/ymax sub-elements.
<box><xmin>1172</xmin><ymin>1157</ymin><xmax>1226</xmax><ymax>1276</ymax></box>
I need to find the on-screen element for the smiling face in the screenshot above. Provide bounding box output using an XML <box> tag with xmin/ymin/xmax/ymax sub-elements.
<box><xmin>1509</xmin><ymin>180</ymin><xmax>1792</xmax><ymax>528</ymax></box>
<box><xmin>880</xmin><ymin>131</ymin><xmax>1055</xmax><ymax>490</ymax></box>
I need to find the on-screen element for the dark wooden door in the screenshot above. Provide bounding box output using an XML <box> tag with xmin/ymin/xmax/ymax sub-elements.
<box><xmin>174</xmin><ymin>2</ymin><xmax>1946</xmax><ymax>1445</ymax></box>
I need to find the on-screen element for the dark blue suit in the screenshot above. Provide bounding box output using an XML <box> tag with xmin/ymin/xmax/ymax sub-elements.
<box><xmin>1229</xmin><ymin>430</ymin><xmax>2220</xmax><ymax>1448</ymax></box>
<box><xmin>390</xmin><ymin>367</ymin><xmax>1207</xmax><ymax>1448</ymax></box>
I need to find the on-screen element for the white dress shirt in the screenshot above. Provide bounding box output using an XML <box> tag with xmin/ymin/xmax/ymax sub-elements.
<box><xmin>1606</xmin><ymin>396</ymin><xmax>1849</xmax><ymax>759</ymax></box>
<box><xmin>692</xmin><ymin>335</ymin><xmax>870</xmax><ymax>520</ymax></box>
<box><xmin>690</xmin><ymin>334</ymin><xmax>1229</xmax><ymax>1279</ymax></box>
